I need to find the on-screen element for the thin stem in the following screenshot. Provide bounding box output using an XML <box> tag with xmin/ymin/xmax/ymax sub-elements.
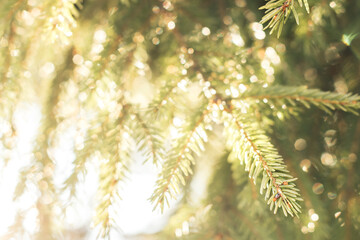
<box><xmin>241</xmin><ymin>94</ymin><xmax>358</xmax><ymax>106</ymax></box>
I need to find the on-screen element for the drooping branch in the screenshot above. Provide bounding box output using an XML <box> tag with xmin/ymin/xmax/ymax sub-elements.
<box><xmin>94</xmin><ymin>105</ymin><xmax>132</xmax><ymax>238</ymax></box>
<box><xmin>132</xmin><ymin>109</ymin><xmax>164</xmax><ymax>165</ymax></box>
<box><xmin>222</xmin><ymin>105</ymin><xmax>302</xmax><ymax>217</ymax></box>
<box><xmin>150</xmin><ymin>105</ymin><xmax>210</xmax><ymax>212</ymax></box>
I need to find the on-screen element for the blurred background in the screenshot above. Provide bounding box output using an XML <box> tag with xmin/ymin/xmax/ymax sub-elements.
<box><xmin>0</xmin><ymin>0</ymin><xmax>360</xmax><ymax>239</ymax></box>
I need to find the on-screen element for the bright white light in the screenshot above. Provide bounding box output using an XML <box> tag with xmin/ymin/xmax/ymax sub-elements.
<box><xmin>167</xmin><ymin>21</ymin><xmax>176</xmax><ymax>30</ymax></box>
<box><xmin>92</xmin><ymin>43</ymin><xmax>104</xmax><ymax>54</ymax></box>
<box><xmin>170</xmin><ymin>126</ymin><xmax>180</xmax><ymax>139</ymax></box>
<box><xmin>123</xmin><ymin>131</ymin><xmax>130</xmax><ymax>139</ymax></box>
<box><xmin>177</xmin><ymin>79</ymin><xmax>188</xmax><ymax>91</ymax></box>
<box><xmin>175</xmin><ymin>228</ymin><xmax>182</xmax><ymax>237</ymax></box>
<box><xmin>239</xmin><ymin>84</ymin><xmax>247</xmax><ymax>93</ymax></box>
<box><xmin>0</xmin><ymin>102</ymin><xmax>173</xmax><ymax>239</ymax></box>
<box><xmin>39</xmin><ymin>62</ymin><xmax>55</xmax><ymax>77</ymax></box>
<box><xmin>261</xmin><ymin>59</ymin><xmax>270</xmax><ymax>69</ymax></box>
<box><xmin>254</xmin><ymin>31</ymin><xmax>266</xmax><ymax>40</ymax></box>
<box><xmin>311</xmin><ymin>213</ymin><xmax>319</xmax><ymax>221</ymax></box>
<box><xmin>73</xmin><ymin>54</ymin><xmax>84</xmax><ymax>65</ymax></box>
<box><xmin>265</xmin><ymin>47</ymin><xmax>281</xmax><ymax>65</ymax></box>
<box><xmin>265</xmin><ymin>47</ymin><xmax>276</xmax><ymax>58</ymax></box>
<box><xmin>22</xmin><ymin>10</ymin><xmax>35</xmax><ymax>26</ymax></box>
<box><xmin>334</xmin><ymin>211</ymin><xmax>341</xmax><ymax>218</ymax></box>
<box><xmin>0</xmin><ymin>103</ymin><xmax>41</xmax><ymax>236</ymax></box>
<box><xmin>23</xmin><ymin>208</ymin><xmax>39</xmax><ymax>234</ymax></box>
<box><xmin>321</xmin><ymin>152</ymin><xmax>336</xmax><ymax>166</ymax></box>
<box><xmin>308</xmin><ymin>222</ymin><xmax>315</xmax><ymax>232</ymax></box>
<box><xmin>94</xmin><ymin>30</ymin><xmax>107</xmax><ymax>43</ymax></box>
<box><xmin>115</xmin><ymin>155</ymin><xmax>173</xmax><ymax>235</ymax></box>
<box><xmin>202</xmin><ymin>27</ymin><xmax>211</xmax><ymax>36</ymax></box>
<box><xmin>134</xmin><ymin>61</ymin><xmax>145</xmax><ymax>69</ymax></box>
<box><xmin>173</xmin><ymin>117</ymin><xmax>183</xmax><ymax>127</ymax></box>
<box><xmin>250</xmin><ymin>75</ymin><xmax>258</xmax><ymax>83</ymax></box>
<box><xmin>266</xmin><ymin>67</ymin><xmax>274</xmax><ymax>75</ymax></box>
<box><xmin>231</xmin><ymin>33</ymin><xmax>244</xmax><ymax>47</ymax></box>
<box><xmin>251</xmin><ymin>22</ymin><xmax>262</xmax><ymax>31</ymax></box>
<box><xmin>230</xmin><ymin>86</ymin><xmax>239</xmax><ymax>97</ymax></box>
<box><xmin>182</xmin><ymin>221</ymin><xmax>189</xmax><ymax>235</ymax></box>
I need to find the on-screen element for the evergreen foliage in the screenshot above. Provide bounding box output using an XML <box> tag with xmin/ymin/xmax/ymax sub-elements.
<box><xmin>0</xmin><ymin>0</ymin><xmax>360</xmax><ymax>239</ymax></box>
<box><xmin>260</xmin><ymin>0</ymin><xmax>310</xmax><ymax>37</ymax></box>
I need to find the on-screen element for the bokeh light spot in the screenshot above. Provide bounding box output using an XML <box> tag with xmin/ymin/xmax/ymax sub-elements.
<box><xmin>300</xmin><ymin>159</ymin><xmax>311</xmax><ymax>172</ymax></box>
<box><xmin>312</xmin><ymin>183</ymin><xmax>324</xmax><ymax>195</ymax></box>
<box><xmin>294</xmin><ymin>138</ymin><xmax>307</xmax><ymax>151</ymax></box>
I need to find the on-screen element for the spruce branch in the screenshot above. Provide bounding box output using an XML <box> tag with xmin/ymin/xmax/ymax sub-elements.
<box><xmin>260</xmin><ymin>0</ymin><xmax>310</xmax><ymax>37</ymax></box>
<box><xmin>148</xmin><ymin>78</ymin><xmax>183</xmax><ymax>119</ymax></box>
<box><xmin>131</xmin><ymin>108</ymin><xmax>164</xmax><ymax>165</ymax></box>
<box><xmin>94</xmin><ymin>113</ymin><xmax>132</xmax><ymax>238</ymax></box>
<box><xmin>223</xmin><ymin>107</ymin><xmax>302</xmax><ymax>217</ymax></box>
<box><xmin>150</xmin><ymin>105</ymin><xmax>210</xmax><ymax>212</ymax></box>
<box><xmin>63</xmin><ymin>102</ymin><xmax>126</xmax><ymax>199</ymax></box>
<box><xmin>63</xmin><ymin>127</ymin><xmax>98</xmax><ymax>197</ymax></box>
<box><xmin>2</xmin><ymin>0</ymin><xmax>360</xmax><ymax>238</ymax></box>
<box><xmin>171</xmin><ymin>23</ymin><xmax>306</xmax><ymax>217</ymax></box>
<box><xmin>239</xmin><ymin>85</ymin><xmax>360</xmax><ymax>115</ymax></box>
<box><xmin>95</xmin><ymin>151</ymin><xmax>128</xmax><ymax>239</ymax></box>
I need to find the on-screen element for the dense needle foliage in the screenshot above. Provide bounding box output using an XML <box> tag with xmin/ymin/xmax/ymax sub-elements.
<box><xmin>1</xmin><ymin>0</ymin><xmax>360</xmax><ymax>239</ymax></box>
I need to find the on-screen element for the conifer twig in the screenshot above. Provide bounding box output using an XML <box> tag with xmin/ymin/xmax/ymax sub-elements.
<box><xmin>238</xmin><ymin>85</ymin><xmax>360</xmax><ymax>115</ymax></box>
<box><xmin>260</xmin><ymin>0</ymin><xmax>310</xmax><ymax>37</ymax></box>
<box><xmin>150</xmin><ymin>106</ymin><xmax>210</xmax><ymax>212</ymax></box>
<box><xmin>94</xmin><ymin>106</ymin><xmax>132</xmax><ymax>238</ymax></box>
<box><xmin>132</xmin><ymin>109</ymin><xmax>164</xmax><ymax>165</ymax></box>
<box><xmin>222</xmin><ymin>104</ymin><xmax>302</xmax><ymax>217</ymax></box>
